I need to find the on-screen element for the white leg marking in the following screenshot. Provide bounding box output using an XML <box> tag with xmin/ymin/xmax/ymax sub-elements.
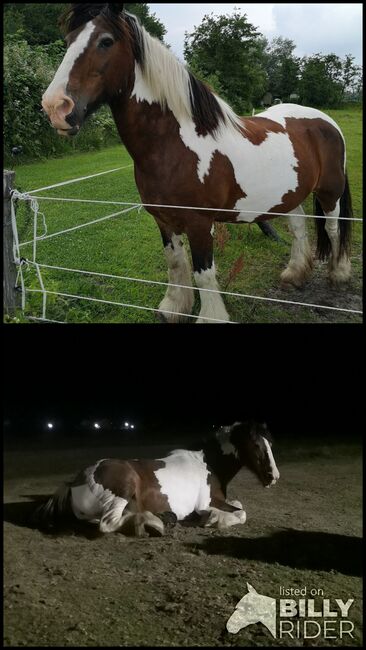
<box><xmin>262</xmin><ymin>437</ymin><xmax>280</xmax><ymax>485</ymax></box>
<box><xmin>205</xmin><ymin>507</ymin><xmax>247</xmax><ymax>529</ymax></box>
<box><xmin>226</xmin><ymin>499</ymin><xmax>243</xmax><ymax>510</ymax></box>
<box><xmin>99</xmin><ymin>498</ymin><xmax>129</xmax><ymax>533</ymax></box>
<box><xmin>281</xmin><ymin>206</ymin><xmax>313</xmax><ymax>288</ymax></box>
<box><xmin>159</xmin><ymin>234</ymin><xmax>194</xmax><ymax>322</ymax></box>
<box><xmin>194</xmin><ymin>263</ymin><xmax>230</xmax><ymax>323</ymax></box>
<box><xmin>324</xmin><ymin>201</ymin><xmax>351</xmax><ymax>284</ymax></box>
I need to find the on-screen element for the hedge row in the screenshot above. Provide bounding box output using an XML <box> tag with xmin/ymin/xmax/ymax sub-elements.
<box><xmin>4</xmin><ymin>38</ymin><xmax>120</xmax><ymax>166</ymax></box>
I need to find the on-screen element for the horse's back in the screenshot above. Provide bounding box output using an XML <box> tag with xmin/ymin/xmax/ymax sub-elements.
<box><xmin>255</xmin><ymin>103</ymin><xmax>344</xmax><ymax>141</ymax></box>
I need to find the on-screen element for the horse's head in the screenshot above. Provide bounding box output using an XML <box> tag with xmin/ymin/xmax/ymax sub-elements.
<box><xmin>42</xmin><ymin>3</ymin><xmax>139</xmax><ymax>136</ymax></box>
<box><xmin>220</xmin><ymin>421</ymin><xmax>280</xmax><ymax>487</ymax></box>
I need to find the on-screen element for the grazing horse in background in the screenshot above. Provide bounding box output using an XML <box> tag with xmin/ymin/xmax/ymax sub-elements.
<box><xmin>34</xmin><ymin>421</ymin><xmax>280</xmax><ymax>537</ymax></box>
<box><xmin>42</xmin><ymin>3</ymin><xmax>353</xmax><ymax>323</ymax></box>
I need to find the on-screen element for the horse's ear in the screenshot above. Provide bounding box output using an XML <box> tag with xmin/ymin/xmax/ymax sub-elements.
<box><xmin>108</xmin><ymin>3</ymin><xmax>125</xmax><ymax>14</ymax></box>
<box><xmin>247</xmin><ymin>583</ymin><xmax>257</xmax><ymax>594</ymax></box>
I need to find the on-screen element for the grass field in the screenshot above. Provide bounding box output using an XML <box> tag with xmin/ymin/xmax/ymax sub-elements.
<box><xmin>11</xmin><ymin>106</ymin><xmax>362</xmax><ymax>324</ymax></box>
<box><xmin>4</xmin><ymin>438</ymin><xmax>362</xmax><ymax>646</ymax></box>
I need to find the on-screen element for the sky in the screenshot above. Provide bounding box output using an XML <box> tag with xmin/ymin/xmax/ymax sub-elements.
<box><xmin>149</xmin><ymin>3</ymin><xmax>363</xmax><ymax>64</ymax></box>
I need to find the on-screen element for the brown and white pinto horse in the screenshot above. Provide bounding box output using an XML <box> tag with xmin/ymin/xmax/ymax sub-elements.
<box><xmin>42</xmin><ymin>4</ymin><xmax>353</xmax><ymax>323</ymax></box>
<box><xmin>35</xmin><ymin>421</ymin><xmax>280</xmax><ymax>536</ymax></box>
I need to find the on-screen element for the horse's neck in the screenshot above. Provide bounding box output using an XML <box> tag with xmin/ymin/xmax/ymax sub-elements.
<box><xmin>109</xmin><ymin>94</ymin><xmax>178</xmax><ymax>167</ymax></box>
<box><xmin>203</xmin><ymin>439</ymin><xmax>242</xmax><ymax>492</ymax></box>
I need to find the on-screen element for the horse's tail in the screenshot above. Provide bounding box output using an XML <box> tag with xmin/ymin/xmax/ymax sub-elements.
<box><xmin>32</xmin><ymin>483</ymin><xmax>72</xmax><ymax>528</ymax></box>
<box><xmin>339</xmin><ymin>173</ymin><xmax>353</xmax><ymax>259</ymax></box>
<box><xmin>314</xmin><ymin>173</ymin><xmax>353</xmax><ymax>261</ymax></box>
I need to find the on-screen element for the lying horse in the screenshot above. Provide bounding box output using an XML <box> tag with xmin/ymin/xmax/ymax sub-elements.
<box><xmin>41</xmin><ymin>4</ymin><xmax>352</xmax><ymax>323</ymax></box>
<box><xmin>35</xmin><ymin>421</ymin><xmax>280</xmax><ymax>536</ymax></box>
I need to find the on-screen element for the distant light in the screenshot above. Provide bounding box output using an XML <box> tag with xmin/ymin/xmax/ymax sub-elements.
<box><xmin>130</xmin><ymin>424</ymin><xmax>135</xmax><ymax>429</ymax></box>
<box><xmin>47</xmin><ymin>422</ymin><xmax>54</xmax><ymax>429</ymax></box>
<box><xmin>124</xmin><ymin>422</ymin><xmax>129</xmax><ymax>428</ymax></box>
<box><xmin>94</xmin><ymin>423</ymin><xmax>100</xmax><ymax>430</ymax></box>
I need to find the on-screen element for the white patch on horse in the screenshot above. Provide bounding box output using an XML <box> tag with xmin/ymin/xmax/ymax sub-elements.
<box><xmin>259</xmin><ymin>103</ymin><xmax>347</xmax><ymax>170</ymax></box>
<box><xmin>154</xmin><ymin>450</ymin><xmax>211</xmax><ymax>520</ymax></box>
<box><xmin>216</xmin><ymin>425</ymin><xmax>240</xmax><ymax>458</ymax></box>
<box><xmin>179</xmin><ymin>121</ymin><xmax>299</xmax><ymax>221</ymax></box>
<box><xmin>194</xmin><ymin>264</ymin><xmax>230</xmax><ymax>323</ymax></box>
<box><xmin>43</xmin><ymin>22</ymin><xmax>96</xmax><ymax>100</ymax></box>
<box><xmin>262</xmin><ymin>437</ymin><xmax>280</xmax><ymax>485</ymax></box>
<box><xmin>70</xmin><ymin>459</ymin><xmax>128</xmax><ymax>525</ymax></box>
<box><xmin>218</xmin><ymin>434</ymin><xmax>239</xmax><ymax>459</ymax></box>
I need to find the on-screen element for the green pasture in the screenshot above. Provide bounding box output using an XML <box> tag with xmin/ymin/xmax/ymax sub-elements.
<box><xmin>11</xmin><ymin>106</ymin><xmax>362</xmax><ymax>324</ymax></box>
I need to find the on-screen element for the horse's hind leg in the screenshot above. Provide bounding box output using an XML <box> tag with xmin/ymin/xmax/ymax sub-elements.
<box><xmin>323</xmin><ymin>201</ymin><xmax>352</xmax><ymax>285</ymax></box>
<box><xmin>120</xmin><ymin>511</ymin><xmax>165</xmax><ymax>537</ymax></box>
<box><xmin>156</xmin><ymin>221</ymin><xmax>194</xmax><ymax>323</ymax></box>
<box><xmin>99</xmin><ymin>498</ymin><xmax>131</xmax><ymax>533</ymax></box>
<box><xmin>281</xmin><ymin>206</ymin><xmax>313</xmax><ymax>289</ymax></box>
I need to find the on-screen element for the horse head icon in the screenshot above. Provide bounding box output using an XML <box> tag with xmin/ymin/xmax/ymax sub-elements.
<box><xmin>227</xmin><ymin>583</ymin><xmax>276</xmax><ymax>638</ymax></box>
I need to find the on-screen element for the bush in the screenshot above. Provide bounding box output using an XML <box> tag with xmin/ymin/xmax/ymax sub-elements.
<box><xmin>4</xmin><ymin>38</ymin><xmax>119</xmax><ymax>165</ymax></box>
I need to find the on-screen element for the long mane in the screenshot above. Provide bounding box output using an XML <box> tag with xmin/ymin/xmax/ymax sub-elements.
<box><xmin>60</xmin><ymin>4</ymin><xmax>243</xmax><ymax>138</ymax></box>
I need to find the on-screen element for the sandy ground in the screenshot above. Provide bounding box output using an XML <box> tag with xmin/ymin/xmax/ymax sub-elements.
<box><xmin>3</xmin><ymin>440</ymin><xmax>363</xmax><ymax>647</ymax></box>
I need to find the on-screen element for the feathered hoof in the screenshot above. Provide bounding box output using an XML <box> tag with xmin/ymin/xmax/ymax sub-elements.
<box><xmin>327</xmin><ymin>261</ymin><xmax>352</xmax><ymax>286</ymax></box>
<box><xmin>156</xmin><ymin>309</ymin><xmax>191</xmax><ymax>324</ymax></box>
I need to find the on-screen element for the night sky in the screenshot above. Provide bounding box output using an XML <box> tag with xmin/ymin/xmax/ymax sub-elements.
<box><xmin>3</xmin><ymin>325</ymin><xmax>364</xmax><ymax>440</ymax></box>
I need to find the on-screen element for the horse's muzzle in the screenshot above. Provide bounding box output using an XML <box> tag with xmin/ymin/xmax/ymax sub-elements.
<box><xmin>57</xmin><ymin>125</ymin><xmax>80</xmax><ymax>137</ymax></box>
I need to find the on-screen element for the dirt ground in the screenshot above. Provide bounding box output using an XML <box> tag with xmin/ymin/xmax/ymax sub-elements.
<box><xmin>4</xmin><ymin>439</ymin><xmax>363</xmax><ymax>647</ymax></box>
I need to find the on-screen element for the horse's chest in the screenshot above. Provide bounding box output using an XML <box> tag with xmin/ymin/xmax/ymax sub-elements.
<box><xmin>154</xmin><ymin>456</ymin><xmax>211</xmax><ymax>520</ymax></box>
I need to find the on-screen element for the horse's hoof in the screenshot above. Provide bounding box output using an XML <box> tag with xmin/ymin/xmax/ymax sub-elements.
<box><xmin>156</xmin><ymin>511</ymin><xmax>178</xmax><ymax>528</ymax></box>
<box><xmin>280</xmin><ymin>280</ymin><xmax>300</xmax><ymax>291</ymax></box>
<box><xmin>145</xmin><ymin>523</ymin><xmax>165</xmax><ymax>537</ymax></box>
<box><xmin>156</xmin><ymin>311</ymin><xmax>168</xmax><ymax>323</ymax></box>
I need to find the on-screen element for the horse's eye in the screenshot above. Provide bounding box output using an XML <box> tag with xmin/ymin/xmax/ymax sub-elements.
<box><xmin>98</xmin><ymin>37</ymin><xmax>114</xmax><ymax>49</ymax></box>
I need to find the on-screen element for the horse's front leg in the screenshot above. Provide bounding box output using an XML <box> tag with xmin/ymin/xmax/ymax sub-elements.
<box><xmin>186</xmin><ymin>218</ymin><xmax>230</xmax><ymax>324</ymax></box>
<box><xmin>198</xmin><ymin>499</ymin><xmax>247</xmax><ymax>529</ymax></box>
<box><xmin>155</xmin><ymin>219</ymin><xmax>194</xmax><ymax>323</ymax></box>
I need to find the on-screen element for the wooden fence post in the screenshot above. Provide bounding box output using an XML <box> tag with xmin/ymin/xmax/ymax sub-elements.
<box><xmin>3</xmin><ymin>170</ymin><xmax>19</xmax><ymax>316</ymax></box>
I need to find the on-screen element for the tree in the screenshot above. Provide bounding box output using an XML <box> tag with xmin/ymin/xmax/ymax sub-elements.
<box><xmin>3</xmin><ymin>3</ymin><xmax>166</xmax><ymax>45</ymax></box>
<box><xmin>263</xmin><ymin>37</ymin><xmax>300</xmax><ymax>101</ymax></box>
<box><xmin>299</xmin><ymin>54</ymin><xmax>343</xmax><ymax>107</ymax></box>
<box><xmin>3</xmin><ymin>4</ymin><xmax>66</xmax><ymax>44</ymax></box>
<box><xmin>125</xmin><ymin>4</ymin><xmax>166</xmax><ymax>42</ymax></box>
<box><xmin>341</xmin><ymin>54</ymin><xmax>362</xmax><ymax>99</ymax></box>
<box><xmin>184</xmin><ymin>10</ymin><xmax>267</xmax><ymax>114</ymax></box>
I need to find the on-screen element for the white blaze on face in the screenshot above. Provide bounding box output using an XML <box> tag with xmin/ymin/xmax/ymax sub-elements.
<box><xmin>154</xmin><ymin>450</ymin><xmax>211</xmax><ymax>520</ymax></box>
<box><xmin>42</xmin><ymin>22</ymin><xmax>96</xmax><ymax>128</ymax></box>
<box><xmin>262</xmin><ymin>437</ymin><xmax>280</xmax><ymax>485</ymax></box>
